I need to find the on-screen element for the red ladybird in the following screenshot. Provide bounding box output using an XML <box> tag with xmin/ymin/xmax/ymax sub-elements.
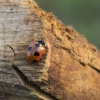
<box><xmin>26</xmin><ymin>40</ymin><xmax>46</xmax><ymax>63</ymax></box>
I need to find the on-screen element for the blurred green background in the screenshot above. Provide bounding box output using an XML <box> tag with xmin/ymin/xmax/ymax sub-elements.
<box><xmin>35</xmin><ymin>0</ymin><xmax>100</xmax><ymax>49</ymax></box>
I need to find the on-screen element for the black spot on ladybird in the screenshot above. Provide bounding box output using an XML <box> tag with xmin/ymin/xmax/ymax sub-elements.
<box><xmin>35</xmin><ymin>43</ymin><xmax>40</xmax><ymax>47</ymax></box>
<box><xmin>28</xmin><ymin>46</ymin><xmax>32</xmax><ymax>51</ymax></box>
<box><xmin>34</xmin><ymin>51</ymin><xmax>40</xmax><ymax>56</ymax></box>
<box><xmin>37</xmin><ymin>41</ymin><xmax>45</xmax><ymax>46</ymax></box>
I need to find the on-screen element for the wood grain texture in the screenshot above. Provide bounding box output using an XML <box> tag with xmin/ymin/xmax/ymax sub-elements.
<box><xmin>0</xmin><ymin>0</ymin><xmax>46</xmax><ymax>84</ymax></box>
<box><xmin>0</xmin><ymin>82</ymin><xmax>42</xmax><ymax>100</ymax></box>
<box><xmin>0</xmin><ymin>0</ymin><xmax>100</xmax><ymax>100</ymax></box>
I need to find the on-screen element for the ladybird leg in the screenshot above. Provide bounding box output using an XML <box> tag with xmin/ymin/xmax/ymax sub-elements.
<box><xmin>11</xmin><ymin>64</ymin><xmax>57</xmax><ymax>100</ymax></box>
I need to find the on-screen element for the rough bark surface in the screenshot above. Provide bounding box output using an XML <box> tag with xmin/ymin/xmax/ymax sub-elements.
<box><xmin>0</xmin><ymin>0</ymin><xmax>100</xmax><ymax>100</ymax></box>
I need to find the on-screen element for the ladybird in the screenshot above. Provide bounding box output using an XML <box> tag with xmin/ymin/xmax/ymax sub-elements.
<box><xmin>26</xmin><ymin>40</ymin><xmax>46</xmax><ymax>63</ymax></box>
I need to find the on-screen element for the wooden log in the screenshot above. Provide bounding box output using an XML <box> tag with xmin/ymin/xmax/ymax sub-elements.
<box><xmin>0</xmin><ymin>0</ymin><xmax>100</xmax><ymax>100</ymax></box>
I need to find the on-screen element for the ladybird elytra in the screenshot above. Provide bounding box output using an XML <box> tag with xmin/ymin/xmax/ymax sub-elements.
<box><xmin>26</xmin><ymin>40</ymin><xmax>46</xmax><ymax>63</ymax></box>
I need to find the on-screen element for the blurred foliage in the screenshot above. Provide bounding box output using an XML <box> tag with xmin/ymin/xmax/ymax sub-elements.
<box><xmin>35</xmin><ymin>0</ymin><xmax>100</xmax><ymax>49</ymax></box>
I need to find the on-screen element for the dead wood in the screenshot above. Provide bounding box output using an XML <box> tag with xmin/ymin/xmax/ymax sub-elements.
<box><xmin>0</xmin><ymin>0</ymin><xmax>100</xmax><ymax>100</ymax></box>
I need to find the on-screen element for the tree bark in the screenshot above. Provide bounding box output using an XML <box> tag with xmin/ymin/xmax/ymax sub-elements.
<box><xmin>0</xmin><ymin>0</ymin><xmax>100</xmax><ymax>100</ymax></box>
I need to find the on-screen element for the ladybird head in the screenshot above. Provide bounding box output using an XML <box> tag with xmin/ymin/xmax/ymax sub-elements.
<box><xmin>37</xmin><ymin>41</ymin><xmax>45</xmax><ymax>46</ymax></box>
